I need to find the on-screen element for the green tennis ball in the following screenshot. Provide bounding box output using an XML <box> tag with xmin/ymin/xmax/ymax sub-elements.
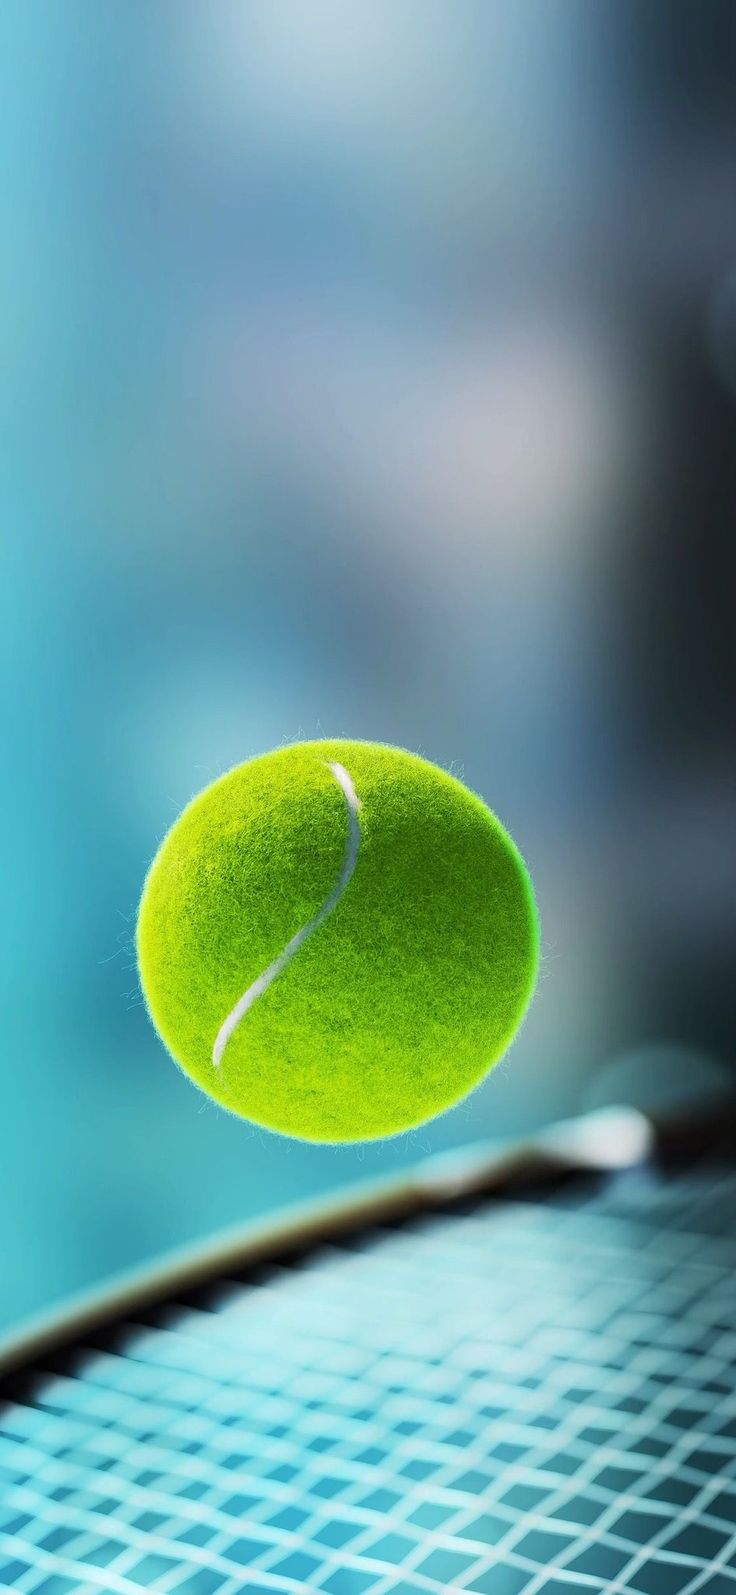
<box><xmin>136</xmin><ymin>739</ymin><xmax>539</xmax><ymax>1143</ymax></box>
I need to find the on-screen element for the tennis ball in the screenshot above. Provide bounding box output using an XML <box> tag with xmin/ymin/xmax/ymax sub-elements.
<box><xmin>136</xmin><ymin>739</ymin><xmax>539</xmax><ymax>1143</ymax></box>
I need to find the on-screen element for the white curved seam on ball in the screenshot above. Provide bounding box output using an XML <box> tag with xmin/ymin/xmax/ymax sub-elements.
<box><xmin>212</xmin><ymin>761</ymin><xmax>362</xmax><ymax>1068</ymax></box>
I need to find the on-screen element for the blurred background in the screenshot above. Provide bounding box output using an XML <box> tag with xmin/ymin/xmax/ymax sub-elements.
<box><xmin>2</xmin><ymin>0</ymin><xmax>736</xmax><ymax>1336</ymax></box>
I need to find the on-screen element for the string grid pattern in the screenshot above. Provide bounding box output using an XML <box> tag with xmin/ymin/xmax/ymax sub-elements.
<box><xmin>2</xmin><ymin>1163</ymin><xmax>736</xmax><ymax>1593</ymax></box>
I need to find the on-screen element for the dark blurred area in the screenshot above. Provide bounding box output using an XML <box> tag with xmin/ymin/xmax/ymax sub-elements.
<box><xmin>2</xmin><ymin>1</ymin><xmax>735</xmax><ymax>1333</ymax></box>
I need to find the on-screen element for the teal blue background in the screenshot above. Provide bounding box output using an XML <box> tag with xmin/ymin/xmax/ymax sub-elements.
<box><xmin>3</xmin><ymin>3</ymin><xmax>735</xmax><ymax>1333</ymax></box>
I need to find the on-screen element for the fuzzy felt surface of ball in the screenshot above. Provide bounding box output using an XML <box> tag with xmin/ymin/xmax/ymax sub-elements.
<box><xmin>136</xmin><ymin>739</ymin><xmax>539</xmax><ymax>1142</ymax></box>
